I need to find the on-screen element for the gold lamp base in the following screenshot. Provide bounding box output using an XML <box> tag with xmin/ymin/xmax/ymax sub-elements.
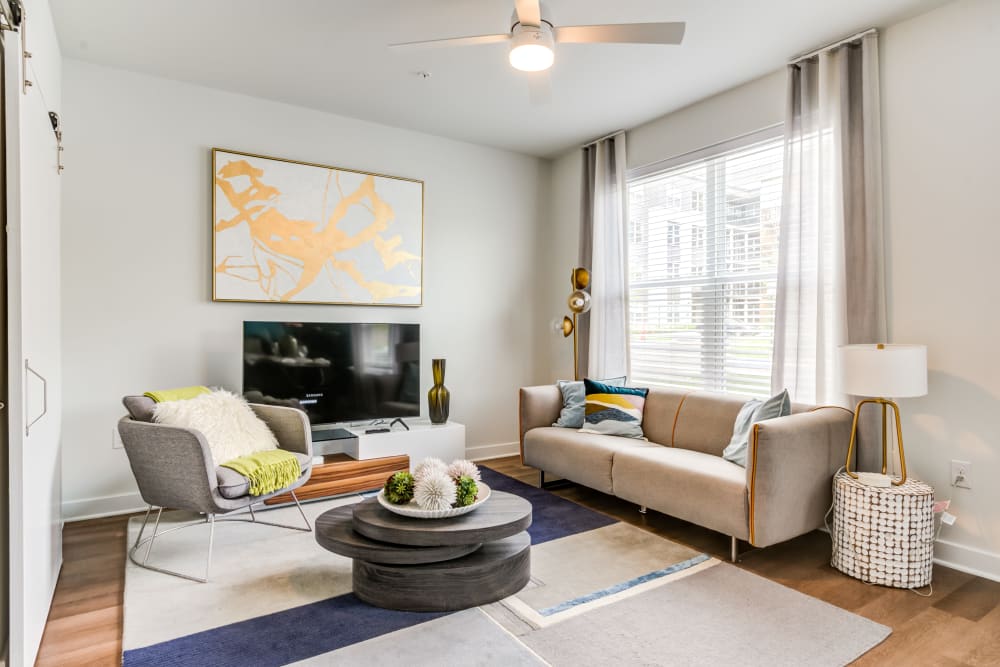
<box><xmin>845</xmin><ymin>397</ymin><xmax>908</xmax><ymax>486</ymax></box>
<box><xmin>563</xmin><ymin>267</ymin><xmax>591</xmax><ymax>381</ymax></box>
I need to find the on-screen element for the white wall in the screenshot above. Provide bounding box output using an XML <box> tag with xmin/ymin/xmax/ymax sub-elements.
<box><xmin>544</xmin><ymin>0</ymin><xmax>1000</xmax><ymax>579</ymax></box>
<box><xmin>881</xmin><ymin>0</ymin><xmax>1000</xmax><ymax>579</ymax></box>
<box><xmin>626</xmin><ymin>71</ymin><xmax>786</xmax><ymax>173</ymax></box>
<box><xmin>7</xmin><ymin>0</ymin><xmax>63</xmax><ymax>663</ymax></box>
<box><xmin>60</xmin><ymin>59</ymin><xmax>550</xmax><ymax>519</ymax></box>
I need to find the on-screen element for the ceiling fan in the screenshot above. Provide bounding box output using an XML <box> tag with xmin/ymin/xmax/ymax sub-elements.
<box><xmin>389</xmin><ymin>0</ymin><xmax>685</xmax><ymax>99</ymax></box>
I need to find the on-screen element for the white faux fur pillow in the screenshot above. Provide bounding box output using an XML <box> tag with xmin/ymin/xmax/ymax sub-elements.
<box><xmin>152</xmin><ymin>389</ymin><xmax>278</xmax><ymax>466</ymax></box>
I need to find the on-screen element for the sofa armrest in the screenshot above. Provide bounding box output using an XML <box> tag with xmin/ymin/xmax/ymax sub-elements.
<box><xmin>117</xmin><ymin>417</ymin><xmax>218</xmax><ymax>513</ymax></box>
<box><xmin>519</xmin><ymin>385</ymin><xmax>563</xmax><ymax>464</ymax></box>
<box><xmin>746</xmin><ymin>406</ymin><xmax>853</xmax><ymax>548</ymax></box>
<box><xmin>250</xmin><ymin>403</ymin><xmax>313</xmax><ymax>458</ymax></box>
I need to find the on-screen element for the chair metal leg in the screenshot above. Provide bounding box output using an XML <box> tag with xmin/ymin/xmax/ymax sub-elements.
<box><xmin>128</xmin><ymin>491</ymin><xmax>311</xmax><ymax>584</ymax></box>
<box><xmin>730</xmin><ymin>536</ymin><xmax>739</xmax><ymax>563</ymax></box>
<box><xmin>539</xmin><ymin>470</ymin><xmax>545</xmax><ymax>488</ymax></box>
<box><xmin>239</xmin><ymin>491</ymin><xmax>311</xmax><ymax>532</ymax></box>
<box><xmin>133</xmin><ymin>505</ymin><xmax>152</xmax><ymax>553</ymax></box>
<box><xmin>205</xmin><ymin>514</ymin><xmax>216</xmax><ymax>582</ymax></box>
<box><xmin>291</xmin><ymin>491</ymin><xmax>312</xmax><ymax>531</ymax></box>
<box><xmin>639</xmin><ymin>505</ymin><xmax>648</xmax><ymax>515</ymax></box>
<box><xmin>143</xmin><ymin>507</ymin><xmax>163</xmax><ymax>565</ymax></box>
<box><xmin>129</xmin><ymin>507</ymin><xmax>215</xmax><ymax>583</ymax></box>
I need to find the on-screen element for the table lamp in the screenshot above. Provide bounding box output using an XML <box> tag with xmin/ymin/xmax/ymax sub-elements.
<box><xmin>838</xmin><ymin>343</ymin><xmax>927</xmax><ymax>486</ymax></box>
<box><xmin>561</xmin><ymin>267</ymin><xmax>591</xmax><ymax>380</ymax></box>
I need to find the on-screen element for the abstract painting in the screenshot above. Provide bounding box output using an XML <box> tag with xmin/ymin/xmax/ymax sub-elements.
<box><xmin>212</xmin><ymin>149</ymin><xmax>423</xmax><ymax>305</ymax></box>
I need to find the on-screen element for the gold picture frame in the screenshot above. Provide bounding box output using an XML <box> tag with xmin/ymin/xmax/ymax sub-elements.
<box><xmin>212</xmin><ymin>148</ymin><xmax>424</xmax><ymax>306</ymax></box>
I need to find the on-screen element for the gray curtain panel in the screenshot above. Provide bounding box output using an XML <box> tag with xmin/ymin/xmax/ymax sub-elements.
<box><xmin>772</xmin><ymin>32</ymin><xmax>887</xmax><ymax>472</ymax></box>
<box><xmin>580</xmin><ymin>132</ymin><xmax>629</xmax><ymax>380</ymax></box>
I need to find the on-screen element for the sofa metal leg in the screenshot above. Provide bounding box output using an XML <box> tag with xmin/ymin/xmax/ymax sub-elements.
<box><xmin>639</xmin><ymin>505</ymin><xmax>647</xmax><ymax>515</ymax></box>
<box><xmin>539</xmin><ymin>470</ymin><xmax>545</xmax><ymax>488</ymax></box>
<box><xmin>730</xmin><ymin>536</ymin><xmax>739</xmax><ymax>563</ymax></box>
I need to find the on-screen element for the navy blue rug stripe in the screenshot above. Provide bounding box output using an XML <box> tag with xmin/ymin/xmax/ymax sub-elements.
<box><xmin>122</xmin><ymin>593</ymin><xmax>449</xmax><ymax>667</ymax></box>
<box><xmin>478</xmin><ymin>466</ymin><xmax>616</xmax><ymax>544</ymax></box>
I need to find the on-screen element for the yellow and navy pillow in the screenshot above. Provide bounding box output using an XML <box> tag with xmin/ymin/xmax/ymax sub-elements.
<box><xmin>579</xmin><ymin>378</ymin><xmax>648</xmax><ymax>439</ymax></box>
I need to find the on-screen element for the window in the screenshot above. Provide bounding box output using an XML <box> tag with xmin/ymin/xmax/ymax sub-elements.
<box><xmin>627</xmin><ymin>131</ymin><xmax>783</xmax><ymax>397</ymax></box>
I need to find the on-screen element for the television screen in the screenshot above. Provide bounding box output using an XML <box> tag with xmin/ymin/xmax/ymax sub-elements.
<box><xmin>242</xmin><ymin>321</ymin><xmax>420</xmax><ymax>425</ymax></box>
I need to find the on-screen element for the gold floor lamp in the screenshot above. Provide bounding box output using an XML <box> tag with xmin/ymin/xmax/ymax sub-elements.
<box><xmin>561</xmin><ymin>267</ymin><xmax>591</xmax><ymax>381</ymax></box>
<box><xmin>839</xmin><ymin>343</ymin><xmax>928</xmax><ymax>486</ymax></box>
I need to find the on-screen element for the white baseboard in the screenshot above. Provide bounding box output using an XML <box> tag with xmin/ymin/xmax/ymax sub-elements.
<box><xmin>933</xmin><ymin>538</ymin><xmax>1000</xmax><ymax>583</ymax></box>
<box><xmin>62</xmin><ymin>491</ymin><xmax>146</xmax><ymax>522</ymax></box>
<box><xmin>467</xmin><ymin>441</ymin><xmax>520</xmax><ymax>462</ymax></box>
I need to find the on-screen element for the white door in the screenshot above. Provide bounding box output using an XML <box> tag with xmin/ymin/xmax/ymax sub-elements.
<box><xmin>6</xmin><ymin>22</ymin><xmax>62</xmax><ymax>667</ymax></box>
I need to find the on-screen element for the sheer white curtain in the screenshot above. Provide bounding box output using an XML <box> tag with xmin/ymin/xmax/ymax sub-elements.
<box><xmin>772</xmin><ymin>32</ymin><xmax>887</xmax><ymax>418</ymax></box>
<box><xmin>580</xmin><ymin>132</ymin><xmax>629</xmax><ymax>379</ymax></box>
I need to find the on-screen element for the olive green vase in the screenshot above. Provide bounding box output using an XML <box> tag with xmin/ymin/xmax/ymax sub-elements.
<box><xmin>428</xmin><ymin>358</ymin><xmax>450</xmax><ymax>424</ymax></box>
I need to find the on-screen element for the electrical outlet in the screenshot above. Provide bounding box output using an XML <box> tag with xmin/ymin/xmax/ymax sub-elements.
<box><xmin>951</xmin><ymin>460</ymin><xmax>972</xmax><ymax>489</ymax></box>
<box><xmin>112</xmin><ymin>426</ymin><xmax>124</xmax><ymax>449</ymax></box>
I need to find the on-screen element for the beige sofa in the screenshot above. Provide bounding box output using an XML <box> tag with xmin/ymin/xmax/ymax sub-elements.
<box><xmin>519</xmin><ymin>385</ymin><xmax>853</xmax><ymax>560</ymax></box>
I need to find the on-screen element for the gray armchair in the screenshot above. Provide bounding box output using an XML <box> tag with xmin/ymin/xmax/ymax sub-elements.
<box><xmin>118</xmin><ymin>395</ymin><xmax>314</xmax><ymax>582</ymax></box>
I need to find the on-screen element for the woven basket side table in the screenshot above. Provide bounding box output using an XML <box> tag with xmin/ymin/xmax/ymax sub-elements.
<box><xmin>831</xmin><ymin>471</ymin><xmax>934</xmax><ymax>588</ymax></box>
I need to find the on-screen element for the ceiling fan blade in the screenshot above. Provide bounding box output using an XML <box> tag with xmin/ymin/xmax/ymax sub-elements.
<box><xmin>388</xmin><ymin>33</ymin><xmax>510</xmax><ymax>50</ymax></box>
<box><xmin>527</xmin><ymin>69</ymin><xmax>552</xmax><ymax>106</ymax></box>
<box><xmin>554</xmin><ymin>22</ymin><xmax>686</xmax><ymax>45</ymax></box>
<box><xmin>514</xmin><ymin>0</ymin><xmax>542</xmax><ymax>26</ymax></box>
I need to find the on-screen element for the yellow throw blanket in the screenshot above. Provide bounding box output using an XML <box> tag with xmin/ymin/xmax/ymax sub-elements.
<box><xmin>220</xmin><ymin>450</ymin><xmax>301</xmax><ymax>496</ymax></box>
<box><xmin>144</xmin><ymin>386</ymin><xmax>211</xmax><ymax>403</ymax></box>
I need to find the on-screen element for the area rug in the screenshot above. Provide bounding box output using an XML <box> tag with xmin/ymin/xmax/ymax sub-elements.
<box><xmin>122</xmin><ymin>467</ymin><xmax>890</xmax><ymax>666</ymax></box>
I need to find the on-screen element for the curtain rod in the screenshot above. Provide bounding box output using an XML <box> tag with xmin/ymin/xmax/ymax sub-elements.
<box><xmin>581</xmin><ymin>129</ymin><xmax>625</xmax><ymax>148</ymax></box>
<box><xmin>788</xmin><ymin>27</ymin><xmax>877</xmax><ymax>65</ymax></box>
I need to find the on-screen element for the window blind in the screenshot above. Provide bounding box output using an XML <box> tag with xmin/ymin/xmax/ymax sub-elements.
<box><xmin>627</xmin><ymin>134</ymin><xmax>784</xmax><ymax>397</ymax></box>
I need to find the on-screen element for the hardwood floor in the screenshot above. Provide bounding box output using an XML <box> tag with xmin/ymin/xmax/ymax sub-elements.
<box><xmin>36</xmin><ymin>456</ymin><xmax>1000</xmax><ymax>666</ymax></box>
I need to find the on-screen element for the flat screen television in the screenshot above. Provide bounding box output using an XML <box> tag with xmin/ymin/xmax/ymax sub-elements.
<box><xmin>242</xmin><ymin>321</ymin><xmax>420</xmax><ymax>426</ymax></box>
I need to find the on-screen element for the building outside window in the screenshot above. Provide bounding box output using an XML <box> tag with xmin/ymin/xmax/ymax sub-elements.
<box><xmin>626</xmin><ymin>130</ymin><xmax>783</xmax><ymax>396</ymax></box>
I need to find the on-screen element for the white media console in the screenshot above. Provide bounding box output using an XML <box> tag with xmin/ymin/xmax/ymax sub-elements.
<box><xmin>342</xmin><ymin>420</ymin><xmax>466</xmax><ymax>467</ymax></box>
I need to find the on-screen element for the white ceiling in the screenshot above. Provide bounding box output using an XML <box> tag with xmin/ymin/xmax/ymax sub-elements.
<box><xmin>50</xmin><ymin>0</ymin><xmax>948</xmax><ymax>158</ymax></box>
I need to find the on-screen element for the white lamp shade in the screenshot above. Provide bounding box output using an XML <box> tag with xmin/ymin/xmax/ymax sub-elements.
<box><xmin>838</xmin><ymin>344</ymin><xmax>928</xmax><ymax>398</ymax></box>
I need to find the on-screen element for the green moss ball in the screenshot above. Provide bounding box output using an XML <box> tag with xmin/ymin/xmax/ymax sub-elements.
<box><xmin>454</xmin><ymin>475</ymin><xmax>479</xmax><ymax>507</ymax></box>
<box><xmin>384</xmin><ymin>471</ymin><xmax>415</xmax><ymax>504</ymax></box>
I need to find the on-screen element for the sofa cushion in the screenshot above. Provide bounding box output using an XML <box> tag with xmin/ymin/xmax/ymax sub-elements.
<box><xmin>672</xmin><ymin>392</ymin><xmax>749</xmax><ymax>456</ymax></box>
<box><xmin>523</xmin><ymin>426</ymin><xmax>657</xmax><ymax>494</ymax></box>
<box><xmin>580</xmin><ymin>379</ymin><xmax>648</xmax><ymax>439</ymax></box>
<box><xmin>216</xmin><ymin>452</ymin><xmax>311</xmax><ymax>499</ymax></box>
<box><xmin>612</xmin><ymin>446</ymin><xmax>749</xmax><ymax>540</ymax></box>
<box><xmin>640</xmin><ymin>387</ymin><xmax>688</xmax><ymax>446</ymax></box>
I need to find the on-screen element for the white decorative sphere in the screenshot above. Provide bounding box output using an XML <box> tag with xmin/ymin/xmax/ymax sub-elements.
<box><xmin>414</xmin><ymin>472</ymin><xmax>458</xmax><ymax>511</ymax></box>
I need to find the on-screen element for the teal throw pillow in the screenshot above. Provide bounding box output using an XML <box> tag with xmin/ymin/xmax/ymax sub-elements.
<box><xmin>722</xmin><ymin>389</ymin><xmax>791</xmax><ymax>467</ymax></box>
<box><xmin>579</xmin><ymin>379</ymin><xmax>648</xmax><ymax>439</ymax></box>
<box><xmin>552</xmin><ymin>376</ymin><xmax>626</xmax><ymax>428</ymax></box>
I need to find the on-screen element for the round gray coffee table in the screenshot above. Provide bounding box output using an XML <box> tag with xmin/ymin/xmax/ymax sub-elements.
<box><xmin>315</xmin><ymin>491</ymin><xmax>532</xmax><ymax>611</ymax></box>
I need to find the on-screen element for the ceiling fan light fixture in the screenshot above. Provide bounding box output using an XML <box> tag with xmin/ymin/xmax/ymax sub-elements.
<box><xmin>509</xmin><ymin>24</ymin><xmax>554</xmax><ymax>72</ymax></box>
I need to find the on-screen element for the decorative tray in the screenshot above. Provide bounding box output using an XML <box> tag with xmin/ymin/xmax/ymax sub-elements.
<box><xmin>377</xmin><ymin>483</ymin><xmax>491</xmax><ymax>519</ymax></box>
